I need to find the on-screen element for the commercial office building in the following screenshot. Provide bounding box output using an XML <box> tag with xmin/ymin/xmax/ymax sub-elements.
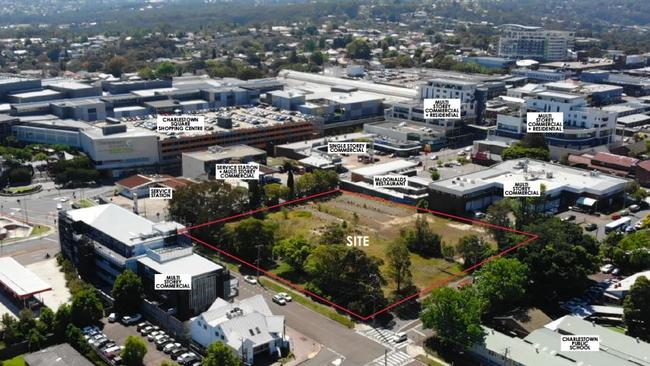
<box><xmin>58</xmin><ymin>204</ymin><xmax>232</xmax><ymax>318</ymax></box>
<box><xmin>428</xmin><ymin>159</ymin><xmax>629</xmax><ymax>215</ymax></box>
<box><xmin>497</xmin><ymin>24</ymin><xmax>575</xmax><ymax>61</ymax></box>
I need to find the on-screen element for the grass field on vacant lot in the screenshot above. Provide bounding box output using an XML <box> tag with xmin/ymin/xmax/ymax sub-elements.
<box><xmin>227</xmin><ymin>193</ymin><xmax>491</xmax><ymax>294</ymax></box>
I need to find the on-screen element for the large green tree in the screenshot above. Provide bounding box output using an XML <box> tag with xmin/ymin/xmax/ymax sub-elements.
<box><xmin>403</xmin><ymin>215</ymin><xmax>442</xmax><ymax>257</ymax></box>
<box><xmin>386</xmin><ymin>240</ymin><xmax>413</xmax><ymax>295</ymax></box>
<box><xmin>203</xmin><ymin>341</ymin><xmax>241</xmax><ymax>366</ymax></box>
<box><xmin>457</xmin><ymin>235</ymin><xmax>492</xmax><ymax>269</ymax></box>
<box><xmin>273</xmin><ymin>237</ymin><xmax>313</xmax><ymax>272</ymax></box>
<box><xmin>421</xmin><ymin>287</ymin><xmax>485</xmax><ymax>349</ymax></box>
<box><xmin>305</xmin><ymin>245</ymin><xmax>386</xmax><ymax>315</ymax></box>
<box><xmin>122</xmin><ymin>335</ymin><xmax>148</xmax><ymax>366</ymax></box>
<box><xmin>623</xmin><ymin>276</ymin><xmax>650</xmax><ymax>340</ymax></box>
<box><xmin>346</xmin><ymin>38</ymin><xmax>371</xmax><ymax>59</ymax></box>
<box><xmin>71</xmin><ymin>289</ymin><xmax>104</xmax><ymax>327</ymax></box>
<box><xmin>473</xmin><ymin>258</ymin><xmax>528</xmax><ymax>316</ymax></box>
<box><xmin>517</xmin><ymin>218</ymin><xmax>600</xmax><ymax>301</ymax></box>
<box><xmin>227</xmin><ymin>218</ymin><xmax>276</xmax><ymax>263</ymax></box>
<box><xmin>112</xmin><ymin>270</ymin><xmax>144</xmax><ymax>315</ymax></box>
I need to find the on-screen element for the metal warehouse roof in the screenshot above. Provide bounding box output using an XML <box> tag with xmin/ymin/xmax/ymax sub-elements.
<box><xmin>0</xmin><ymin>257</ymin><xmax>51</xmax><ymax>299</ymax></box>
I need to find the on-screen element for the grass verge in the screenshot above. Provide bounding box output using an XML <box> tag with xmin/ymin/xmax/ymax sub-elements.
<box><xmin>416</xmin><ymin>354</ymin><xmax>445</xmax><ymax>366</ymax></box>
<box><xmin>258</xmin><ymin>277</ymin><xmax>355</xmax><ymax>328</ymax></box>
<box><xmin>2</xmin><ymin>355</ymin><xmax>25</xmax><ymax>366</ymax></box>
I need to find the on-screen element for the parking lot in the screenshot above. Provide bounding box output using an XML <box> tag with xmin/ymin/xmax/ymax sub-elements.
<box><xmin>101</xmin><ymin>318</ymin><xmax>173</xmax><ymax>365</ymax></box>
<box><xmin>556</xmin><ymin>206</ymin><xmax>650</xmax><ymax>241</ymax></box>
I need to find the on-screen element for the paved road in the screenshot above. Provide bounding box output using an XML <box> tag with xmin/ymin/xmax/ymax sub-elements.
<box><xmin>234</xmin><ymin>273</ymin><xmax>388</xmax><ymax>366</ymax></box>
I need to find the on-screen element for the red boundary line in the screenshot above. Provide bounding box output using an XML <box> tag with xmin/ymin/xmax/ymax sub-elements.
<box><xmin>181</xmin><ymin>188</ymin><xmax>538</xmax><ymax>321</ymax></box>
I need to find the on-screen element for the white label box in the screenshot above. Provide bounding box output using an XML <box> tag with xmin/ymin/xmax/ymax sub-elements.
<box><xmin>560</xmin><ymin>335</ymin><xmax>599</xmax><ymax>352</ymax></box>
<box><xmin>527</xmin><ymin>112</ymin><xmax>564</xmax><ymax>133</ymax></box>
<box><xmin>157</xmin><ymin>115</ymin><xmax>205</xmax><ymax>133</ymax></box>
<box><xmin>327</xmin><ymin>142</ymin><xmax>367</xmax><ymax>154</ymax></box>
<box><xmin>154</xmin><ymin>274</ymin><xmax>192</xmax><ymax>290</ymax></box>
<box><xmin>503</xmin><ymin>181</ymin><xmax>542</xmax><ymax>197</ymax></box>
<box><xmin>424</xmin><ymin>99</ymin><xmax>461</xmax><ymax>119</ymax></box>
<box><xmin>149</xmin><ymin>187</ymin><xmax>173</xmax><ymax>200</ymax></box>
<box><xmin>373</xmin><ymin>175</ymin><xmax>409</xmax><ymax>187</ymax></box>
<box><xmin>215</xmin><ymin>163</ymin><xmax>261</xmax><ymax>180</ymax></box>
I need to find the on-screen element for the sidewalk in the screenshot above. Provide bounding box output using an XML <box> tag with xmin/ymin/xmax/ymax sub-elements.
<box><xmin>282</xmin><ymin>326</ymin><xmax>321</xmax><ymax>366</ymax></box>
<box><xmin>406</xmin><ymin>344</ymin><xmax>449</xmax><ymax>366</ymax></box>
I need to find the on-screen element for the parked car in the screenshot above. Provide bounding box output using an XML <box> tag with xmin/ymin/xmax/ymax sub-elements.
<box><xmin>429</xmin><ymin>155</ymin><xmax>438</xmax><ymax>160</ymax></box>
<box><xmin>171</xmin><ymin>348</ymin><xmax>188</xmax><ymax>360</ymax></box>
<box><xmin>278</xmin><ymin>292</ymin><xmax>292</xmax><ymax>302</ymax></box>
<box><xmin>272</xmin><ymin>294</ymin><xmax>287</xmax><ymax>305</ymax></box>
<box><xmin>472</xmin><ymin>211</ymin><xmax>486</xmax><ymax>219</ymax></box>
<box><xmin>139</xmin><ymin>326</ymin><xmax>153</xmax><ymax>335</ymax></box>
<box><xmin>585</xmin><ymin>223</ymin><xmax>598</xmax><ymax>231</ymax></box>
<box><xmin>561</xmin><ymin>215</ymin><xmax>576</xmax><ymax>222</ymax></box>
<box><xmin>155</xmin><ymin>337</ymin><xmax>172</xmax><ymax>350</ymax></box>
<box><xmin>620</xmin><ymin>210</ymin><xmax>630</xmax><ymax>216</ymax></box>
<box><xmin>163</xmin><ymin>343</ymin><xmax>182</xmax><ymax>354</ymax></box>
<box><xmin>243</xmin><ymin>275</ymin><xmax>257</xmax><ymax>285</ymax></box>
<box><xmin>107</xmin><ymin>312</ymin><xmax>117</xmax><ymax>323</ymax></box>
<box><xmin>629</xmin><ymin>204</ymin><xmax>641</xmax><ymax>212</ymax></box>
<box><xmin>121</xmin><ymin>313</ymin><xmax>142</xmax><ymax>325</ymax></box>
<box><xmin>611</xmin><ymin>267</ymin><xmax>621</xmax><ymax>275</ymax></box>
<box><xmin>136</xmin><ymin>322</ymin><xmax>150</xmax><ymax>331</ymax></box>
<box><xmin>600</xmin><ymin>264</ymin><xmax>614</xmax><ymax>273</ymax></box>
<box><xmin>147</xmin><ymin>331</ymin><xmax>162</xmax><ymax>341</ymax></box>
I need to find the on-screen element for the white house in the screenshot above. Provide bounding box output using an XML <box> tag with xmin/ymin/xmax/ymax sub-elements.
<box><xmin>190</xmin><ymin>295</ymin><xmax>287</xmax><ymax>364</ymax></box>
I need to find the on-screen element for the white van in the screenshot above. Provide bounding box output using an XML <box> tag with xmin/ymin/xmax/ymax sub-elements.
<box><xmin>103</xmin><ymin>345</ymin><xmax>122</xmax><ymax>358</ymax></box>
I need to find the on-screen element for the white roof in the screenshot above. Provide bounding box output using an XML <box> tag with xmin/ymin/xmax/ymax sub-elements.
<box><xmin>0</xmin><ymin>257</ymin><xmax>51</xmax><ymax>298</ymax></box>
<box><xmin>196</xmin><ymin>295</ymin><xmax>284</xmax><ymax>349</ymax></box>
<box><xmin>606</xmin><ymin>270</ymin><xmax>650</xmax><ymax>295</ymax></box>
<box><xmin>137</xmin><ymin>253</ymin><xmax>222</xmax><ymax>277</ymax></box>
<box><xmin>351</xmin><ymin>159</ymin><xmax>418</xmax><ymax>177</ymax></box>
<box><xmin>431</xmin><ymin>159</ymin><xmax>629</xmax><ymax>197</ymax></box>
<box><xmin>66</xmin><ymin>204</ymin><xmax>184</xmax><ymax>246</ymax></box>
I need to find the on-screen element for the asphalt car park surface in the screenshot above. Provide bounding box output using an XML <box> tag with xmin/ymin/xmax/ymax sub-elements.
<box><xmin>101</xmin><ymin>318</ymin><xmax>170</xmax><ymax>366</ymax></box>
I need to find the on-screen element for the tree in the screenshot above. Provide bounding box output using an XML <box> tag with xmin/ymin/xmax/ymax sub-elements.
<box><xmin>53</xmin><ymin>303</ymin><xmax>73</xmax><ymax>338</ymax></box>
<box><xmin>623</xmin><ymin>276</ymin><xmax>650</xmax><ymax>340</ymax></box>
<box><xmin>112</xmin><ymin>270</ymin><xmax>144</xmax><ymax>315</ymax></box>
<box><xmin>346</xmin><ymin>38</ymin><xmax>371</xmax><ymax>59</ymax></box>
<box><xmin>106</xmin><ymin>55</ymin><xmax>128</xmax><ymax>77</ymax></box>
<box><xmin>310</xmin><ymin>51</ymin><xmax>325</xmax><ymax>65</ymax></box>
<box><xmin>305</xmin><ymin>245</ymin><xmax>386</xmax><ymax>315</ymax></box>
<box><xmin>37</xmin><ymin>307</ymin><xmax>55</xmax><ymax>334</ymax></box>
<box><xmin>457</xmin><ymin>235</ymin><xmax>491</xmax><ymax>269</ymax></box>
<box><xmin>474</xmin><ymin>258</ymin><xmax>528</xmax><ymax>316</ymax></box>
<box><xmin>273</xmin><ymin>237</ymin><xmax>313</xmax><ymax>272</ymax></box>
<box><xmin>27</xmin><ymin>328</ymin><xmax>46</xmax><ymax>351</ymax></box>
<box><xmin>1</xmin><ymin>313</ymin><xmax>22</xmax><ymax>345</ymax></box>
<box><xmin>403</xmin><ymin>215</ymin><xmax>442</xmax><ymax>257</ymax></box>
<box><xmin>421</xmin><ymin>287</ymin><xmax>485</xmax><ymax>349</ymax></box>
<box><xmin>287</xmin><ymin>169</ymin><xmax>295</xmax><ymax>199</ymax></box>
<box><xmin>318</xmin><ymin>222</ymin><xmax>349</xmax><ymax>245</ymax></box>
<box><xmin>203</xmin><ymin>341</ymin><xmax>241</xmax><ymax>366</ymax></box>
<box><xmin>137</xmin><ymin>66</ymin><xmax>155</xmax><ymax>79</ymax></box>
<box><xmin>486</xmin><ymin>199</ymin><xmax>513</xmax><ymax>249</ymax></box>
<box><xmin>386</xmin><ymin>240</ymin><xmax>413</xmax><ymax>294</ymax></box>
<box><xmin>122</xmin><ymin>335</ymin><xmax>148</xmax><ymax>366</ymax></box>
<box><xmin>263</xmin><ymin>183</ymin><xmax>288</xmax><ymax>205</ymax></box>
<box><xmin>155</xmin><ymin>61</ymin><xmax>176</xmax><ymax>79</ymax></box>
<box><xmin>430</xmin><ymin>170</ymin><xmax>440</xmax><ymax>181</ymax></box>
<box><xmin>66</xmin><ymin>324</ymin><xmax>90</xmax><ymax>354</ymax></box>
<box><xmin>227</xmin><ymin>218</ymin><xmax>276</xmax><ymax>263</ymax></box>
<box><xmin>517</xmin><ymin>218</ymin><xmax>600</xmax><ymax>301</ymax></box>
<box><xmin>247</xmin><ymin>180</ymin><xmax>262</xmax><ymax>210</ymax></box>
<box><xmin>71</xmin><ymin>289</ymin><xmax>104</xmax><ymax>327</ymax></box>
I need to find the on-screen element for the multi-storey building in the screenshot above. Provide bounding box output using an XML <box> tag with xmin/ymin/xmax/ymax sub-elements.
<box><xmin>497</xmin><ymin>24</ymin><xmax>575</xmax><ymax>61</ymax></box>
<box><xmin>58</xmin><ymin>203</ymin><xmax>233</xmax><ymax>319</ymax></box>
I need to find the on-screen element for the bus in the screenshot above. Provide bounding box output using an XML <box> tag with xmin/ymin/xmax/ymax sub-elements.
<box><xmin>605</xmin><ymin>217</ymin><xmax>632</xmax><ymax>233</ymax></box>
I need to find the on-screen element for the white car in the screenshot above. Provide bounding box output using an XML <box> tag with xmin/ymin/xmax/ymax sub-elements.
<box><xmin>56</xmin><ymin>203</ymin><xmax>63</xmax><ymax>210</ymax></box>
<box><xmin>59</xmin><ymin>197</ymin><xmax>68</xmax><ymax>202</ymax></box>
<box><xmin>600</xmin><ymin>264</ymin><xmax>614</xmax><ymax>273</ymax></box>
<box><xmin>244</xmin><ymin>275</ymin><xmax>257</xmax><ymax>285</ymax></box>
<box><xmin>429</xmin><ymin>155</ymin><xmax>438</xmax><ymax>160</ymax></box>
<box><xmin>392</xmin><ymin>332</ymin><xmax>407</xmax><ymax>343</ymax></box>
<box><xmin>272</xmin><ymin>294</ymin><xmax>287</xmax><ymax>305</ymax></box>
<box><xmin>278</xmin><ymin>292</ymin><xmax>292</xmax><ymax>302</ymax></box>
<box><xmin>107</xmin><ymin>313</ymin><xmax>117</xmax><ymax>323</ymax></box>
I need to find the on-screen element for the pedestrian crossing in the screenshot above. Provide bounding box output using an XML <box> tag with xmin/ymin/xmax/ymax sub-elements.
<box><xmin>359</xmin><ymin>327</ymin><xmax>410</xmax><ymax>348</ymax></box>
<box><xmin>367</xmin><ymin>350</ymin><xmax>412</xmax><ymax>366</ymax></box>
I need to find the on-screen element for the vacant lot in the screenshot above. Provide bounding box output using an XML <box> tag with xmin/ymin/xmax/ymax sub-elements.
<box><xmin>230</xmin><ymin>193</ymin><xmax>491</xmax><ymax>294</ymax></box>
